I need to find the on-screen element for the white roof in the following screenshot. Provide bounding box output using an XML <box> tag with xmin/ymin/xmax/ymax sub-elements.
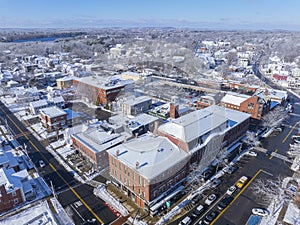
<box><xmin>52</xmin><ymin>96</ymin><xmax>64</xmax><ymax>104</ymax></box>
<box><xmin>73</xmin><ymin>127</ymin><xmax>125</xmax><ymax>154</ymax></box>
<box><xmin>124</xmin><ymin>96</ymin><xmax>152</xmax><ymax>106</ymax></box>
<box><xmin>40</xmin><ymin>106</ymin><xmax>66</xmax><ymax>118</ymax></box>
<box><xmin>221</xmin><ymin>92</ymin><xmax>249</xmax><ymax>106</ymax></box>
<box><xmin>108</xmin><ymin>135</ymin><xmax>189</xmax><ymax>181</ymax></box>
<box><xmin>158</xmin><ymin>108</ymin><xmax>228</xmax><ymax>143</ymax></box>
<box><xmin>206</xmin><ymin>105</ymin><xmax>251</xmax><ymax>125</ymax></box>
<box><xmin>0</xmin><ymin>168</ymin><xmax>22</xmax><ymax>192</ymax></box>
<box><xmin>56</xmin><ymin>75</ymin><xmax>77</xmax><ymax>82</ymax></box>
<box><xmin>256</xmin><ymin>88</ymin><xmax>288</xmax><ymax>100</ymax></box>
<box><xmin>30</xmin><ymin>99</ymin><xmax>48</xmax><ymax>108</ymax></box>
<box><xmin>77</xmin><ymin>75</ymin><xmax>134</xmax><ymax>90</ymax></box>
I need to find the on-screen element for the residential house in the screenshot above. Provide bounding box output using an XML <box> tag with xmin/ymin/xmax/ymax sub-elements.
<box><xmin>39</xmin><ymin>106</ymin><xmax>67</xmax><ymax>132</ymax></box>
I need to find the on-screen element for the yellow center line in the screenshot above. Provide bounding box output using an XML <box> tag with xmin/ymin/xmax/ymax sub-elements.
<box><xmin>282</xmin><ymin>121</ymin><xmax>299</xmax><ymax>143</ymax></box>
<box><xmin>211</xmin><ymin>169</ymin><xmax>262</xmax><ymax>225</ymax></box>
<box><xmin>269</xmin><ymin>149</ymin><xmax>278</xmax><ymax>160</ymax></box>
<box><xmin>1</xmin><ymin>106</ymin><xmax>105</xmax><ymax>224</ymax></box>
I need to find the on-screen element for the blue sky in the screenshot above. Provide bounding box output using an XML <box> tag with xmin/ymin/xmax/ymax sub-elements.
<box><xmin>1</xmin><ymin>0</ymin><xmax>300</xmax><ymax>30</ymax></box>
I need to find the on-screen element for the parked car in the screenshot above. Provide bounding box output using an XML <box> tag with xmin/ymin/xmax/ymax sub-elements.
<box><xmin>217</xmin><ymin>196</ymin><xmax>234</xmax><ymax>210</ymax></box>
<box><xmin>191</xmin><ymin>194</ymin><xmax>202</xmax><ymax>205</ymax></box>
<box><xmin>246</xmin><ymin>150</ymin><xmax>257</xmax><ymax>157</ymax></box>
<box><xmin>211</xmin><ymin>178</ymin><xmax>222</xmax><ymax>188</ymax></box>
<box><xmin>39</xmin><ymin>160</ymin><xmax>45</xmax><ymax>168</ymax></box>
<box><xmin>205</xmin><ymin>194</ymin><xmax>218</xmax><ymax>205</ymax></box>
<box><xmin>226</xmin><ymin>185</ymin><xmax>237</xmax><ymax>195</ymax></box>
<box><xmin>252</xmin><ymin>208</ymin><xmax>269</xmax><ymax>217</ymax></box>
<box><xmin>191</xmin><ymin>204</ymin><xmax>205</xmax><ymax>218</ymax></box>
<box><xmin>203</xmin><ymin>211</ymin><xmax>219</xmax><ymax>224</ymax></box>
<box><xmin>236</xmin><ymin>176</ymin><xmax>248</xmax><ymax>188</ymax></box>
<box><xmin>179</xmin><ymin>216</ymin><xmax>192</xmax><ymax>225</ymax></box>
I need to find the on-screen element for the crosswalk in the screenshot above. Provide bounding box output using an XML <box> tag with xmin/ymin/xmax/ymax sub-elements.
<box><xmin>253</xmin><ymin>146</ymin><xmax>293</xmax><ymax>163</ymax></box>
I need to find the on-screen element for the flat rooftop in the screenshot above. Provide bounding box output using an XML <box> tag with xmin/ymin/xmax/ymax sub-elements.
<box><xmin>40</xmin><ymin>106</ymin><xmax>66</xmax><ymax>118</ymax></box>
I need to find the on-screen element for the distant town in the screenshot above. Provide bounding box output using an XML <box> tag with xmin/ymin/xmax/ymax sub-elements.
<box><xmin>0</xmin><ymin>28</ymin><xmax>299</xmax><ymax>225</ymax></box>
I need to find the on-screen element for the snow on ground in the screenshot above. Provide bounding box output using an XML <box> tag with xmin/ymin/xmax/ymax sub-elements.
<box><xmin>31</xmin><ymin>123</ymin><xmax>47</xmax><ymax>135</ymax></box>
<box><xmin>56</xmin><ymin>145</ymin><xmax>75</xmax><ymax>158</ymax></box>
<box><xmin>0</xmin><ymin>200</ymin><xmax>57</xmax><ymax>225</ymax></box>
<box><xmin>51</xmin><ymin>197</ymin><xmax>75</xmax><ymax>225</ymax></box>
<box><xmin>93</xmin><ymin>184</ymin><xmax>129</xmax><ymax>217</ymax></box>
<box><xmin>283</xmin><ymin>202</ymin><xmax>300</xmax><ymax>225</ymax></box>
<box><xmin>50</xmin><ymin>139</ymin><xmax>66</xmax><ymax>149</ymax></box>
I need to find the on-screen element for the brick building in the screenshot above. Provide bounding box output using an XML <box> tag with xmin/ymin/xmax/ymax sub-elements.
<box><xmin>39</xmin><ymin>106</ymin><xmax>67</xmax><ymax>132</ymax></box>
<box><xmin>220</xmin><ymin>92</ymin><xmax>266</xmax><ymax>120</ymax></box>
<box><xmin>107</xmin><ymin>135</ymin><xmax>190</xmax><ymax>210</ymax></box>
<box><xmin>0</xmin><ymin>168</ymin><xmax>25</xmax><ymax>213</ymax></box>
<box><xmin>73</xmin><ymin>76</ymin><xmax>134</xmax><ymax>106</ymax></box>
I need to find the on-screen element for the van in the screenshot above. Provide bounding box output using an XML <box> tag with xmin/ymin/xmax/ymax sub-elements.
<box><xmin>180</xmin><ymin>216</ymin><xmax>192</xmax><ymax>225</ymax></box>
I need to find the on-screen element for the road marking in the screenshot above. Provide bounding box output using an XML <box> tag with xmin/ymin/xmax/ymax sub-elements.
<box><xmin>261</xmin><ymin>170</ymin><xmax>273</xmax><ymax>177</ymax></box>
<box><xmin>211</xmin><ymin>169</ymin><xmax>262</xmax><ymax>225</ymax></box>
<box><xmin>49</xmin><ymin>163</ymin><xmax>57</xmax><ymax>172</ymax></box>
<box><xmin>269</xmin><ymin>149</ymin><xmax>278</xmax><ymax>160</ymax></box>
<box><xmin>0</xmin><ymin>105</ymin><xmax>105</xmax><ymax>224</ymax></box>
<box><xmin>282</xmin><ymin>121</ymin><xmax>299</xmax><ymax>143</ymax></box>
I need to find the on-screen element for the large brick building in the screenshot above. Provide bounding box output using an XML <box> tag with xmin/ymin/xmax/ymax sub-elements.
<box><xmin>107</xmin><ymin>135</ymin><xmax>190</xmax><ymax>210</ymax></box>
<box><xmin>73</xmin><ymin>76</ymin><xmax>134</xmax><ymax>106</ymax></box>
<box><xmin>220</xmin><ymin>92</ymin><xmax>266</xmax><ymax>120</ymax></box>
<box><xmin>40</xmin><ymin>106</ymin><xmax>67</xmax><ymax>132</ymax></box>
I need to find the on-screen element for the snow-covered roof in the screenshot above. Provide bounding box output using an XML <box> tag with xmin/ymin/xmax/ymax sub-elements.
<box><xmin>0</xmin><ymin>150</ymin><xmax>9</xmax><ymax>165</ymax></box>
<box><xmin>256</xmin><ymin>88</ymin><xmax>288</xmax><ymax>100</ymax></box>
<box><xmin>40</xmin><ymin>106</ymin><xmax>66</xmax><ymax>118</ymax></box>
<box><xmin>52</xmin><ymin>96</ymin><xmax>65</xmax><ymax>104</ymax></box>
<box><xmin>221</xmin><ymin>92</ymin><xmax>250</xmax><ymax>106</ymax></box>
<box><xmin>158</xmin><ymin>107</ymin><xmax>228</xmax><ymax>143</ymax></box>
<box><xmin>56</xmin><ymin>75</ymin><xmax>77</xmax><ymax>82</ymax></box>
<box><xmin>128</xmin><ymin>113</ymin><xmax>158</xmax><ymax>129</ymax></box>
<box><xmin>0</xmin><ymin>168</ymin><xmax>22</xmax><ymax>192</ymax></box>
<box><xmin>30</xmin><ymin>99</ymin><xmax>48</xmax><ymax>108</ymax></box>
<box><xmin>108</xmin><ymin>135</ymin><xmax>189</xmax><ymax>180</ymax></box>
<box><xmin>77</xmin><ymin>75</ymin><xmax>134</xmax><ymax>90</ymax></box>
<box><xmin>73</xmin><ymin>127</ymin><xmax>125</xmax><ymax>154</ymax></box>
<box><xmin>124</xmin><ymin>96</ymin><xmax>152</xmax><ymax>106</ymax></box>
<box><xmin>206</xmin><ymin>105</ymin><xmax>250</xmax><ymax>125</ymax></box>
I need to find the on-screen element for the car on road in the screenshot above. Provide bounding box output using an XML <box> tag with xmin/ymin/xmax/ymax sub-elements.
<box><xmin>179</xmin><ymin>216</ymin><xmax>192</xmax><ymax>225</ymax></box>
<box><xmin>211</xmin><ymin>178</ymin><xmax>221</xmax><ymax>188</ymax></box>
<box><xmin>236</xmin><ymin>176</ymin><xmax>248</xmax><ymax>188</ymax></box>
<box><xmin>246</xmin><ymin>150</ymin><xmax>257</xmax><ymax>157</ymax></box>
<box><xmin>226</xmin><ymin>185</ymin><xmax>237</xmax><ymax>195</ymax></box>
<box><xmin>217</xmin><ymin>196</ymin><xmax>234</xmax><ymax>210</ymax></box>
<box><xmin>191</xmin><ymin>204</ymin><xmax>205</xmax><ymax>218</ymax></box>
<box><xmin>252</xmin><ymin>208</ymin><xmax>269</xmax><ymax>217</ymax></box>
<box><xmin>203</xmin><ymin>211</ymin><xmax>219</xmax><ymax>224</ymax></box>
<box><xmin>205</xmin><ymin>194</ymin><xmax>218</xmax><ymax>205</ymax></box>
<box><xmin>191</xmin><ymin>194</ymin><xmax>202</xmax><ymax>205</ymax></box>
<box><xmin>39</xmin><ymin>160</ymin><xmax>45</xmax><ymax>168</ymax></box>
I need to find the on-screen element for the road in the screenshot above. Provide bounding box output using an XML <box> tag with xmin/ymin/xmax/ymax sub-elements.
<box><xmin>0</xmin><ymin>101</ymin><xmax>117</xmax><ymax>225</ymax></box>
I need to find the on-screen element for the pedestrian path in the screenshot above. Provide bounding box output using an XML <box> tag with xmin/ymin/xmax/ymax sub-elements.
<box><xmin>253</xmin><ymin>146</ymin><xmax>293</xmax><ymax>163</ymax></box>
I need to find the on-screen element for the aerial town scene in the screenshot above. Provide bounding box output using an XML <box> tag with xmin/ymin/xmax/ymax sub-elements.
<box><xmin>0</xmin><ymin>1</ymin><xmax>300</xmax><ymax>225</ymax></box>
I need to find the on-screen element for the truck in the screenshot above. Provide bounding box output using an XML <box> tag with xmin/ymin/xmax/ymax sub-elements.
<box><xmin>245</xmin><ymin>215</ymin><xmax>261</xmax><ymax>225</ymax></box>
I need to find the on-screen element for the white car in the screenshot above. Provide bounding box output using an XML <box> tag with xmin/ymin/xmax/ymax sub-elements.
<box><xmin>204</xmin><ymin>194</ymin><xmax>217</xmax><ymax>205</ymax></box>
<box><xmin>226</xmin><ymin>185</ymin><xmax>237</xmax><ymax>195</ymax></box>
<box><xmin>252</xmin><ymin>208</ymin><xmax>269</xmax><ymax>217</ymax></box>
<box><xmin>246</xmin><ymin>150</ymin><xmax>257</xmax><ymax>157</ymax></box>
<box><xmin>39</xmin><ymin>160</ymin><xmax>45</xmax><ymax>168</ymax></box>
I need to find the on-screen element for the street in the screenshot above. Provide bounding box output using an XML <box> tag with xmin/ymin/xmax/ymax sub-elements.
<box><xmin>0</xmin><ymin>101</ymin><xmax>117</xmax><ymax>225</ymax></box>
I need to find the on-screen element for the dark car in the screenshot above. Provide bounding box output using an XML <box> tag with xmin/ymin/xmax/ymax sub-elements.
<box><xmin>191</xmin><ymin>204</ymin><xmax>205</xmax><ymax>218</ymax></box>
<box><xmin>227</xmin><ymin>165</ymin><xmax>238</xmax><ymax>174</ymax></box>
<box><xmin>202</xmin><ymin>169</ymin><xmax>214</xmax><ymax>181</ymax></box>
<box><xmin>217</xmin><ymin>196</ymin><xmax>234</xmax><ymax>210</ymax></box>
<box><xmin>204</xmin><ymin>211</ymin><xmax>219</xmax><ymax>224</ymax></box>
<box><xmin>191</xmin><ymin>194</ymin><xmax>202</xmax><ymax>205</ymax></box>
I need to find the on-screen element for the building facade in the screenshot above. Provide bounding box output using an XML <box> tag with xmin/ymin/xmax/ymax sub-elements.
<box><xmin>107</xmin><ymin>135</ymin><xmax>190</xmax><ymax>209</ymax></box>
<box><xmin>39</xmin><ymin>106</ymin><xmax>67</xmax><ymax>132</ymax></box>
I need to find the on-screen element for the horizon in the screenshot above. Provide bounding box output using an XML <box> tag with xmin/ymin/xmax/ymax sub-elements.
<box><xmin>1</xmin><ymin>0</ymin><xmax>300</xmax><ymax>31</ymax></box>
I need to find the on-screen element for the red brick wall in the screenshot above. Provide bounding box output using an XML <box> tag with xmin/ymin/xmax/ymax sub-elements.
<box><xmin>0</xmin><ymin>186</ymin><xmax>24</xmax><ymax>213</ymax></box>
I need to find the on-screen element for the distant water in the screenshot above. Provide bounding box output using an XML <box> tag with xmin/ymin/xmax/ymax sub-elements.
<box><xmin>12</xmin><ymin>36</ymin><xmax>69</xmax><ymax>43</ymax></box>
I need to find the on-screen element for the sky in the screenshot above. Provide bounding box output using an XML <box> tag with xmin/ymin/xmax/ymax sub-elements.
<box><xmin>1</xmin><ymin>0</ymin><xmax>300</xmax><ymax>30</ymax></box>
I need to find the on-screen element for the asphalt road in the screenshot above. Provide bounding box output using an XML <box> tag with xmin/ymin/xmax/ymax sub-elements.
<box><xmin>0</xmin><ymin>101</ymin><xmax>117</xmax><ymax>225</ymax></box>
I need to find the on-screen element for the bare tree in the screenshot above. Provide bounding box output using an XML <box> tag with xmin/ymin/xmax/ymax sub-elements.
<box><xmin>262</xmin><ymin>106</ymin><xmax>289</xmax><ymax>129</ymax></box>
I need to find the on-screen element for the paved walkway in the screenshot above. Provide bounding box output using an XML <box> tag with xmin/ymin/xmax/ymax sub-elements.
<box><xmin>253</xmin><ymin>146</ymin><xmax>293</xmax><ymax>163</ymax></box>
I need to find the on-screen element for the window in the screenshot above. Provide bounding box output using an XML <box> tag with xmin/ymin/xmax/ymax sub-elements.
<box><xmin>13</xmin><ymin>198</ymin><xmax>18</xmax><ymax>204</ymax></box>
<box><xmin>248</xmin><ymin>102</ymin><xmax>254</xmax><ymax>110</ymax></box>
<box><xmin>12</xmin><ymin>191</ymin><xmax>16</xmax><ymax>197</ymax></box>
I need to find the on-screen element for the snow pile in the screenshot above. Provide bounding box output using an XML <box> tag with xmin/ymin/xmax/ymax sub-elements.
<box><xmin>93</xmin><ymin>184</ymin><xmax>129</xmax><ymax>217</ymax></box>
<box><xmin>0</xmin><ymin>200</ymin><xmax>57</xmax><ymax>225</ymax></box>
<box><xmin>283</xmin><ymin>202</ymin><xmax>300</xmax><ymax>225</ymax></box>
<box><xmin>51</xmin><ymin>197</ymin><xmax>75</xmax><ymax>225</ymax></box>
